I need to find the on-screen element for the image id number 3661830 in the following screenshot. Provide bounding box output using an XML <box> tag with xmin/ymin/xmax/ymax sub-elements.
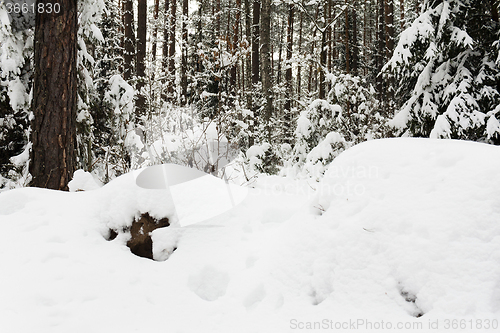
<box><xmin>6</xmin><ymin>2</ymin><xmax>61</xmax><ymax>14</ymax></box>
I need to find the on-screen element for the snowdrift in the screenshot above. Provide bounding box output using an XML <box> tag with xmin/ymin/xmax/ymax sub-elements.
<box><xmin>0</xmin><ymin>138</ymin><xmax>499</xmax><ymax>332</ymax></box>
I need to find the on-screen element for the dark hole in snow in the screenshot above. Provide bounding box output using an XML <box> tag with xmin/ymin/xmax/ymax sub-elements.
<box><xmin>107</xmin><ymin>213</ymin><xmax>171</xmax><ymax>260</ymax></box>
<box><xmin>107</xmin><ymin>229</ymin><xmax>118</xmax><ymax>241</ymax></box>
<box><xmin>127</xmin><ymin>213</ymin><xmax>170</xmax><ymax>260</ymax></box>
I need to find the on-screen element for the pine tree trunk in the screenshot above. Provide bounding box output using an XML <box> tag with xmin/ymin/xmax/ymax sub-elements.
<box><xmin>400</xmin><ymin>0</ymin><xmax>405</xmax><ymax>29</ymax></box>
<box><xmin>384</xmin><ymin>0</ymin><xmax>394</xmax><ymax>111</ymax></box>
<box><xmin>261</xmin><ymin>0</ymin><xmax>272</xmax><ymax>141</ymax></box>
<box><xmin>180</xmin><ymin>0</ymin><xmax>188</xmax><ymax>105</ymax></box>
<box><xmin>123</xmin><ymin>0</ymin><xmax>135</xmax><ymax>80</ymax></box>
<box><xmin>491</xmin><ymin>0</ymin><xmax>499</xmax><ymax>22</ymax></box>
<box><xmin>168</xmin><ymin>0</ymin><xmax>176</xmax><ymax>98</ymax></box>
<box><xmin>284</xmin><ymin>4</ymin><xmax>294</xmax><ymax>144</ymax></box>
<box><xmin>352</xmin><ymin>2</ymin><xmax>358</xmax><ymax>75</ymax></box>
<box><xmin>151</xmin><ymin>0</ymin><xmax>160</xmax><ymax>64</ymax></box>
<box><xmin>136</xmin><ymin>0</ymin><xmax>147</xmax><ymax>119</ymax></box>
<box><xmin>162</xmin><ymin>0</ymin><xmax>170</xmax><ymax>101</ymax></box>
<box><xmin>31</xmin><ymin>0</ymin><xmax>78</xmax><ymax>191</ymax></box>
<box><xmin>376</xmin><ymin>0</ymin><xmax>385</xmax><ymax>104</ymax></box>
<box><xmin>231</xmin><ymin>0</ymin><xmax>242</xmax><ymax>91</ymax></box>
<box><xmin>251</xmin><ymin>0</ymin><xmax>260</xmax><ymax>86</ymax></box>
<box><xmin>308</xmin><ymin>6</ymin><xmax>319</xmax><ymax>94</ymax></box>
<box><xmin>297</xmin><ymin>6</ymin><xmax>303</xmax><ymax>99</ymax></box>
<box><xmin>344</xmin><ymin>1</ymin><xmax>350</xmax><ymax>75</ymax></box>
<box><xmin>277</xmin><ymin>20</ymin><xmax>284</xmax><ymax>85</ymax></box>
<box><xmin>384</xmin><ymin>0</ymin><xmax>394</xmax><ymax>59</ymax></box>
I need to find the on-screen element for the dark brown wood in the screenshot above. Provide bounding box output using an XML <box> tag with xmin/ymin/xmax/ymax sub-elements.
<box><xmin>162</xmin><ymin>0</ymin><xmax>170</xmax><ymax>74</ymax></box>
<box><xmin>297</xmin><ymin>5</ymin><xmax>303</xmax><ymax>99</ymax></box>
<box><xmin>308</xmin><ymin>6</ymin><xmax>319</xmax><ymax>93</ymax></box>
<box><xmin>168</xmin><ymin>0</ymin><xmax>176</xmax><ymax>97</ymax></box>
<box><xmin>162</xmin><ymin>0</ymin><xmax>170</xmax><ymax>100</ymax></box>
<box><xmin>231</xmin><ymin>0</ymin><xmax>241</xmax><ymax>89</ymax></box>
<box><xmin>123</xmin><ymin>0</ymin><xmax>135</xmax><ymax>80</ymax></box>
<box><xmin>400</xmin><ymin>0</ymin><xmax>405</xmax><ymax>29</ymax></box>
<box><xmin>376</xmin><ymin>0</ymin><xmax>385</xmax><ymax>100</ymax></box>
<box><xmin>251</xmin><ymin>0</ymin><xmax>260</xmax><ymax>86</ymax></box>
<box><xmin>31</xmin><ymin>0</ymin><xmax>78</xmax><ymax>191</ymax></box>
<box><xmin>277</xmin><ymin>20</ymin><xmax>284</xmax><ymax>85</ymax></box>
<box><xmin>284</xmin><ymin>4</ymin><xmax>294</xmax><ymax>143</ymax></box>
<box><xmin>180</xmin><ymin>0</ymin><xmax>188</xmax><ymax>104</ymax></box>
<box><xmin>136</xmin><ymin>0</ymin><xmax>147</xmax><ymax>118</ymax></box>
<box><xmin>385</xmin><ymin>0</ymin><xmax>394</xmax><ymax>59</ymax></box>
<box><xmin>261</xmin><ymin>0</ymin><xmax>272</xmax><ymax>140</ymax></box>
<box><xmin>491</xmin><ymin>0</ymin><xmax>499</xmax><ymax>22</ymax></box>
<box><xmin>151</xmin><ymin>0</ymin><xmax>160</xmax><ymax>64</ymax></box>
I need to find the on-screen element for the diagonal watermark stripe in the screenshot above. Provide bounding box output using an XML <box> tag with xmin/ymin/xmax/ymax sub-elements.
<box><xmin>135</xmin><ymin>138</ymin><xmax>247</xmax><ymax>227</ymax></box>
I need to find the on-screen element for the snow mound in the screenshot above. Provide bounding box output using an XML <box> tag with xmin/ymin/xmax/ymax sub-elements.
<box><xmin>68</xmin><ymin>169</ymin><xmax>102</xmax><ymax>192</ymax></box>
<box><xmin>0</xmin><ymin>138</ymin><xmax>499</xmax><ymax>332</ymax></box>
<box><xmin>291</xmin><ymin>138</ymin><xmax>500</xmax><ymax>317</ymax></box>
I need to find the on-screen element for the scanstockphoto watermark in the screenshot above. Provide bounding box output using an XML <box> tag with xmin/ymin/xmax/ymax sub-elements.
<box><xmin>289</xmin><ymin>318</ymin><xmax>423</xmax><ymax>330</ymax></box>
<box><xmin>253</xmin><ymin>165</ymin><xmax>380</xmax><ymax>199</ymax></box>
<box><xmin>290</xmin><ymin>318</ymin><xmax>499</xmax><ymax>331</ymax></box>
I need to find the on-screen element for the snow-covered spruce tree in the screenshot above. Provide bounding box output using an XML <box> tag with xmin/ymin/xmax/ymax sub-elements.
<box><xmin>0</xmin><ymin>3</ymin><xmax>34</xmax><ymax>189</ymax></box>
<box><xmin>75</xmin><ymin>0</ymin><xmax>106</xmax><ymax>174</ymax></box>
<box><xmin>87</xmin><ymin>0</ymin><xmax>136</xmax><ymax>182</ymax></box>
<box><xmin>385</xmin><ymin>0</ymin><xmax>500</xmax><ymax>143</ymax></box>
<box><xmin>289</xmin><ymin>70</ymin><xmax>384</xmax><ymax>179</ymax></box>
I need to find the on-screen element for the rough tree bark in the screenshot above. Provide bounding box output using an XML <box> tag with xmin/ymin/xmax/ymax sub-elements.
<box><xmin>151</xmin><ymin>0</ymin><xmax>160</xmax><ymax>65</ymax></box>
<box><xmin>251</xmin><ymin>0</ymin><xmax>260</xmax><ymax>86</ymax></box>
<box><xmin>123</xmin><ymin>0</ymin><xmax>135</xmax><ymax>80</ymax></box>
<box><xmin>284</xmin><ymin>4</ymin><xmax>294</xmax><ymax>144</ymax></box>
<box><xmin>31</xmin><ymin>0</ymin><xmax>78</xmax><ymax>191</ymax></box>
<box><xmin>231</xmin><ymin>0</ymin><xmax>242</xmax><ymax>90</ymax></box>
<box><xmin>162</xmin><ymin>0</ymin><xmax>170</xmax><ymax>100</ymax></box>
<box><xmin>260</xmin><ymin>0</ymin><xmax>272</xmax><ymax>141</ymax></box>
<box><xmin>136</xmin><ymin>0</ymin><xmax>147</xmax><ymax>118</ymax></box>
<box><xmin>168</xmin><ymin>0</ymin><xmax>176</xmax><ymax>98</ymax></box>
<box><xmin>180</xmin><ymin>0</ymin><xmax>188</xmax><ymax>104</ymax></box>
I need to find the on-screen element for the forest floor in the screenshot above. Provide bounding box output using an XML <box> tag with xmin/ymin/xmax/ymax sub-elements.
<box><xmin>0</xmin><ymin>138</ymin><xmax>499</xmax><ymax>332</ymax></box>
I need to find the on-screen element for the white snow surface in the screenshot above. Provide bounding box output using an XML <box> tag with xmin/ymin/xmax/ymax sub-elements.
<box><xmin>1</xmin><ymin>138</ymin><xmax>499</xmax><ymax>332</ymax></box>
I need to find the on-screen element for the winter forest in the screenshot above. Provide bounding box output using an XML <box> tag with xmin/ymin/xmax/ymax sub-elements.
<box><xmin>1</xmin><ymin>0</ymin><xmax>499</xmax><ymax>189</ymax></box>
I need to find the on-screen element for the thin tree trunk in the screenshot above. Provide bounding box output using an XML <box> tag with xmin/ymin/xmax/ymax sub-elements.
<box><xmin>297</xmin><ymin>5</ymin><xmax>303</xmax><ymax>101</ymax></box>
<box><xmin>231</xmin><ymin>0</ymin><xmax>242</xmax><ymax>91</ymax></box>
<box><xmin>245</xmin><ymin>0</ymin><xmax>254</xmax><ymax>145</ymax></box>
<box><xmin>385</xmin><ymin>0</ymin><xmax>394</xmax><ymax>110</ymax></box>
<box><xmin>376</xmin><ymin>0</ymin><xmax>385</xmax><ymax>103</ymax></box>
<box><xmin>31</xmin><ymin>0</ymin><xmax>78</xmax><ymax>190</ymax></box>
<box><xmin>345</xmin><ymin>0</ymin><xmax>350</xmax><ymax>74</ymax></box>
<box><xmin>151</xmin><ymin>0</ymin><xmax>160</xmax><ymax>64</ymax></box>
<box><xmin>364</xmin><ymin>0</ymin><xmax>368</xmax><ymax>76</ymax></box>
<box><xmin>352</xmin><ymin>1</ymin><xmax>358</xmax><ymax>75</ymax></box>
<box><xmin>284</xmin><ymin>4</ymin><xmax>294</xmax><ymax>144</ymax></box>
<box><xmin>491</xmin><ymin>0</ymin><xmax>499</xmax><ymax>22</ymax></box>
<box><xmin>180</xmin><ymin>0</ymin><xmax>188</xmax><ymax>105</ymax></box>
<box><xmin>162</xmin><ymin>0</ymin><xmax>170</xmax><ymax>101</ymax></box>
<box><xmin>326</xmin><ymin>0</ymin><xmax>332</xmax><ymax>92</ymax></box>
<box><xmin>168</xmin><ymin>0</ymin><xmax>176</xmax><ymax>98</ymax></box>
<box><xmin>261</xmin><ymin>0</ymin><xmax>273</xmax><ymax>141</ymax></box>
<box><xmin>400</xmin><ymin>0</ymin><xmax>405</xmax><ymax>29</ymax></box>
<box><xmin>308</xmin><ymin>6</ymin><xmax>319</xmax><ymax>93</ymax></box>
<box><xmin>385</xmin><ymin>0</ymin><xmax>394</xmax><ymax>59</ymax></box>
<box><xmin>123</xmin><ymin>0</ymin><xmax>135</xmax><ymax>80</ymax></box>
<box><xmin>277</xmin><ymin>20</ymin><xmax>284</xmax><ymax>85</ymax></box>
<box><xmin>252</xmin><ymin>0</ymin><xmax>260</xmax><ymax>86</ymax></box>
<box><xmin>136</xmin><ymin>0</ymin><xmax>147</xmax><ymax>118</ymax></box>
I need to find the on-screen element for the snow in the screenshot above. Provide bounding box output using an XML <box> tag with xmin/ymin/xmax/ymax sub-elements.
<box><xmin>1</xmin><ymin>138</ymin><xmax>500</xmax><ymax>332</ymax></box>
<box><xmin>68</xmin><ymin>169</ymin><xmax>102</xmax><ymax>192</ymax></box>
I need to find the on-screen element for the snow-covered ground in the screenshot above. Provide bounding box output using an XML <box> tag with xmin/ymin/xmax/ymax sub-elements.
<box><xmin>0</xmin><ymin>138</ymin><xmax>499</xmax><ymax>332</ymax></box>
